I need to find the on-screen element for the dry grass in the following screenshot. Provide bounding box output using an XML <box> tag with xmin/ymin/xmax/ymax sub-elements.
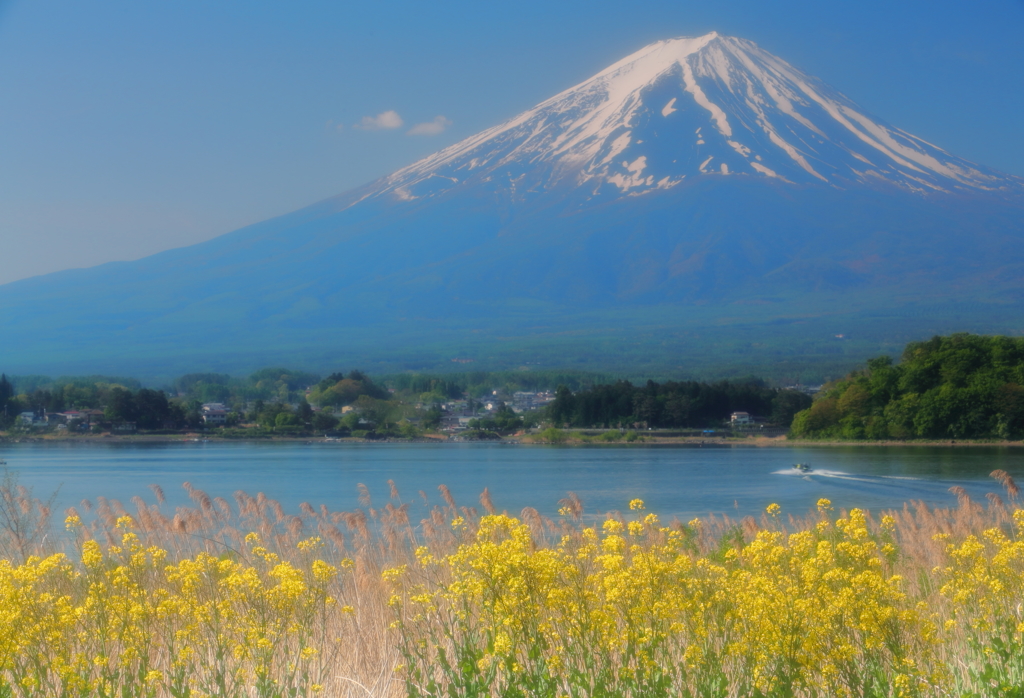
<box><xmin>0</xmin><ymin>469</ymin><xmax>1022</xmax><ymax>696</ymax></box>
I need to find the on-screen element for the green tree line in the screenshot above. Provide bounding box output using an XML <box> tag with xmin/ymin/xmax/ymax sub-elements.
<box><xmin>790</xmin><ymin>333</ymin><xmax>1024</xmax><ymax>440</ymax></box>
<box><xmin>546</xmin><ymin>379</ymin><xmax>811</xmax><ymax>429</ymax></box>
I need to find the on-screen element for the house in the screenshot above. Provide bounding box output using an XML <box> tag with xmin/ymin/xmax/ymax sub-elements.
<box><xmin>201</xmin><ymin>403</ymin><xmax>228</xmax><ymax>425</ymax></box>
<box><xmin>512</xmin><ymin>392</ymin><xmax>536</xmax><ymax>412</ymax></box>
<box><xmin>53</xmin><ymin>409</ymin><xmax>104</xmax><ymax>430</ymax></box>
<box><xmin>730</xmin><ymin>411</ymin><xmax>752</xmax><ymax>426</ymax></box>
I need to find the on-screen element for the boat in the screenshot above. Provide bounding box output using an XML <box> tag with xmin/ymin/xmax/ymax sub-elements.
<box><xmin>793</xmin><ymin>463</ymin><xmax>812</xmax><ymax>473</ymax></box>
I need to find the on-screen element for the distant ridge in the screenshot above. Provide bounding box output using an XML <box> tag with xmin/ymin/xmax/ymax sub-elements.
<box><xmin>1</xmin><ymin>34</ymin><xmax>1022</xmax><ymax>380</ymax></box>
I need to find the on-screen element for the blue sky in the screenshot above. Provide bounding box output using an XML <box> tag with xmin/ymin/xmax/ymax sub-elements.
<box><xmin>2</xmin><ymin>0</ymin><xmax>1023</xmax><ymax>285</ymax></box>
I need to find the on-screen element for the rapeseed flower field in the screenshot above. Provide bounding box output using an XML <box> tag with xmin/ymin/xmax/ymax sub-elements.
<box><xmin>0</xmin><ymin>474</ymin><xmax>1022</xmax><ymax>696</ymax></box>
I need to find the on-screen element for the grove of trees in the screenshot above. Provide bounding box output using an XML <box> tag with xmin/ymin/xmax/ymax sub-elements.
<box><xmin>545</xmin><ymin>379</ymin><xmax>811</xmax><ymax>429</ymax></box>
<box><xmin>790</xmin><ymin>334</ymin><xmax>1024</xmax><ymax>440</ymax></box>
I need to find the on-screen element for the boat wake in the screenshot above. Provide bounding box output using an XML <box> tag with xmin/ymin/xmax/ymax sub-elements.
<box><xmin>771</xmin><ymin>467</ymin><xmax>974</xmax><ymax>503</ymax></box>
<box><xmin>773</xmin><ymin>468</ymin><xmax>878</xmax><ymax>483</ymax></box>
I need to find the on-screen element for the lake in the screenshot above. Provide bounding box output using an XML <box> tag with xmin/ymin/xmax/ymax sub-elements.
<box><xmin>1</xmin><ymin>441</ymin><xmax>1021</xmax><ymax>525</ymax></box>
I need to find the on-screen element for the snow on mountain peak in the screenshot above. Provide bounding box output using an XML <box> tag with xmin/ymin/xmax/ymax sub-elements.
<box><xmin>369</xmin><ymin>34</ymin><xmax>1017</xmax><ymax>205</ymax></box>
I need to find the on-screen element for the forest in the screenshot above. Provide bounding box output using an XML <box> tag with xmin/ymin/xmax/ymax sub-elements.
<box><xmin>0</xmin><ymin>367</ymin><xmax>811</xmax><ymax>436</ymax></box>
<box><xmin>0</xmin><ymin>368</ymin><xmax>599</xmax><ymax>436</ymax></box>
<box><xmin>546</xmin><ymin>379</ymin><xmax>811</xmax><ymax>429</ymax></box>
<box><xmin>790</xmin><ymin>333</ymin><xmax>1024</xmax><ymax>440</ymax></box>
<box><xmin>11</xmin><ymin>333</ymin><xmax>1024</xmax><ymax>440</ymax></box>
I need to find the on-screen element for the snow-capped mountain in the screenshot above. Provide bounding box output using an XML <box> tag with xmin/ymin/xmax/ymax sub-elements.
<box><xmin>1</xmin><ymin>34</ymin><xmax>1022</xmax><ymax>377</ymax></box>
<box><xmin>363</xmin><ymin>32</ymin><xmax>1016</xmax><ymax>204</ymax></box>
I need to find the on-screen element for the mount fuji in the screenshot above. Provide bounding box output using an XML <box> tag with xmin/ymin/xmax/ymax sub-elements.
<box><xmin>375</xmin><ymin>32</ymin><xmax>1013</xmax><ymax>198</ymax></box>
<box><xmin>2</xmin><ymin>33</ymin><xmax>1023</xmax><ymax>378</ymax></box>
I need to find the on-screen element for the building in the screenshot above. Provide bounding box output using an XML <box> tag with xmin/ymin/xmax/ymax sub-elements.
<box><xmin>201</xmin><ymin>403</ymin><xmax>228</xmax><ymax>425</ymax></box>
<box><xmin>730</xmin><ymin>411</ymin><xmax>752</xmax><ymax>426</ymax></box>
<box><xmin>511</xmin><ymin>392</ymin><xmax>536</xmax><ymax>412</ymax></box>
<box><xmin>511</xmin><ymin>391</ymin><xmax>556</xmax><ymax>413</ymax></box>
<box><xmin>57</xmin><ymin>409</ymin><xmax>105</xmax><ymax>430</ymax></box>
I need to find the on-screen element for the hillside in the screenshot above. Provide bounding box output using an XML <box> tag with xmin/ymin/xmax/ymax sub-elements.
<box><xmin>1</xmin><ymin>34</ymin><xmax>1022</xmax><ymax>380</ymax></box>
<box><xmin>791</xmin><ymin>333</ymin><xmax>1024</xmax><ymax>440</ymax></box>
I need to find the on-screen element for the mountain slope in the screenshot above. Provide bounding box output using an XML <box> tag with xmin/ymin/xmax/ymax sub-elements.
<box><xmin>1</xmin><ymin>33</ymin><xmax>1022</xmax><ymax>379</ymax></box>
<box><xmin>373</xmin><ymin>32</ymin><xmax>1017</xmax><ymax>199</ymax></box>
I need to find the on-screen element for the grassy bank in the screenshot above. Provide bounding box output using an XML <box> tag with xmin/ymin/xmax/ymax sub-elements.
<box><xmin>1</xmin><ymin>473</ymin><xmax>1023</xmax><ymax>696</ymax></box>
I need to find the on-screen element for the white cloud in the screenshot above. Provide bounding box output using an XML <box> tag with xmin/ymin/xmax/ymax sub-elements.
<box><xmin>407</xmin><ymin>115</ymin><xmax>452</xmax><ymax>136</ymax></box>
<box><xmin>355</xmin><ymin>110</ymin><xmax>403</xmax><ymax>130</ymax></box>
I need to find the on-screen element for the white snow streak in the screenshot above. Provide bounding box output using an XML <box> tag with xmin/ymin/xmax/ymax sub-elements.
<box><xmin>342</xmin><ymin>31</ymin><xmax>1011</xmax><ymax>209</ymax></box>
<box><xmin>599</xmin><ymin>132</ymin><xmax>632</xmax><ymax>166</ymax></box>
<box><xmin>728</xmin><ymin>140</ymin><xmax>751</xmax><ymax>157</ymax></box>
<box><xmin>681</xmin><ymin>58</ymin><xmax>732</xmax><ymax>137</ymax></box>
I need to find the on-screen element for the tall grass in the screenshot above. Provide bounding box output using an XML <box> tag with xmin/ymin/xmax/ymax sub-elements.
<box><xmin>0</xmin><ymin>471</ymin><xmax>1022</xmax><ymax>696</ymax></box>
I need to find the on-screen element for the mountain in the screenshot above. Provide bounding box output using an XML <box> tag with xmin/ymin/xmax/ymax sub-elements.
<box><xmin>377</xmin><ymin>32</ymin><xmax>1014</xmax><ymax>197</ymax></box>
<box><xmin>2</xmin><ymin>33</ymin><xmax>1023</xmax><ymax>380</ymax></box>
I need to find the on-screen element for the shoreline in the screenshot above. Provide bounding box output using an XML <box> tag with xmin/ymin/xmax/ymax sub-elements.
<box><xmin>3</xmin><ymin>433</ymin><xmax>1024</xmax><ymax>448</ymax></box>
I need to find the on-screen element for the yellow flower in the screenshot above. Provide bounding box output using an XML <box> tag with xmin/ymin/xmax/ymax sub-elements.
<box><xmin>382</xmin><ymin>565</ymin><xmax>408</xmax><ymax>582</ymax></box>
<box><xmin>81</xmin><ymin>539</ymin><xmax>104</xmax><ymax>568</ymax></box>
<box><xmin>602</xmin><ymin>518</ymin><xmax>624</xmax><ymax>534</ymax></box>
<box><xmin>296</xmin><ymin>536</ymin><xmax>322</xmax><ymax>551</ymax></box>
<box><xmin>493</xmin><ymin>632</ymin><xmax>512</xmax><ymax>655</ymax></box>
<box><xmin>766</xmin><ymin>502</ymin><xmax>781</xmax><ymax>516</ymax></box>
<box><xmin>628</xmin><ymin>498</ymin><xmax>645</xmax><ymax>511</ymax></box>
<box><xmin>311</xmin><ymin>559</ymin><xmax>337</xmax><ymax>583</ymax></box>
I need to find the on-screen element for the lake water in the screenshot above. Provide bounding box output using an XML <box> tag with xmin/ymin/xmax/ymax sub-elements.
<box><xmin>2</xmin><ymin>441</ymin><xmax>1022</xmax><ymax>524</ymax></box>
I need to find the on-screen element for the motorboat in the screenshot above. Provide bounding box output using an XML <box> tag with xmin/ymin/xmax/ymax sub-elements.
<box><xmin>793</xmin><ymin>463</ymin><xmax>812</xmax><ymax>473</ymax></box>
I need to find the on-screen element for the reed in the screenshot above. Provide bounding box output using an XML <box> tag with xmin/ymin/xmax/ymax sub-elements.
<box><xmin>0</xmin><ymin>471</ymin><xmax>1021</xmax><ymax>696</ymax></box>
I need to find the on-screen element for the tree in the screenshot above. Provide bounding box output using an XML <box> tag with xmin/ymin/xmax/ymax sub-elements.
<box><xmin>135</xmin><ymin>389</ymin><xmax>170</xmax><ymax>430</ymax></box>
<box><xmin>789</xmin><ymin>334</ymin><xmax>1024</xmax><ymax>440</ymax></box>
<box><xmin>249</xmin><ymin>399</ymin><xmax>265</xmax><ymax>423</ymax></box>
<box><xmin>547</xmin><ymin>385</ymin><xmax>575</xmax><ymax>426</ymax></box>
<box><xmin>422</xmin><ymin>405</ymin><xmax>443</xmax><ymax>430</ymax></box>
<box><xmin>104</xmin><ymin>387</ymin><xmax>137</xmax><ymax>424</ymax></box>
<box><xmin>0</xmin><ymin>375</ymin><xmax>13</xmax><ymax>427</ymax></box>
<box><xmin>297</xmin><ymin>400</ymin><xmax>314</xmax><ymax>424</ymax></box>
<box><xmin>312</xmin><ymin>411</ymin><xmax>339</xmax><ymax>432</ymax></box>
<box><xmin>771</xmin><ymin>390</ymin><xmax>812</xmax><ymax>427</ymax></box>
<box><xmin>490</xmin><ymin>404</ymin><xmax>523</xmax><ymax>433</ymax></box>
<box><xmin>353</xmin><ymin>395</ymin><xmax>397</xmax><ymax>431</ymax></box>
<box><xmin>339</xmin><ymin>412</ymin><xmax>362</xmax><ymax>432</ymax></box>
<box><xmin>257</xmin><ymin>403</ymin><xmax>292</xmax><ymax>429</ymax></box>
<box><xmin>275</xmin><ymin>412</ymin><xmax>300</xmax><ymax>428</ymax></box>
<box><xmin>308</xmin><ymin>370</ymin><xmax>389</xmax><ymax>407</ymax></box>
